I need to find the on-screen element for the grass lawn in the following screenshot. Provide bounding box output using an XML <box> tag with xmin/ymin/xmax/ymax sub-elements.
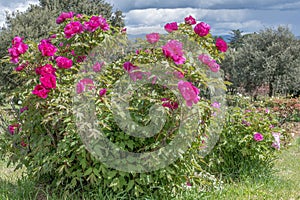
<box><xmin>0</xmin><ymin>138</ymin><xmax>299</xmax><ymax>200</ymax></box>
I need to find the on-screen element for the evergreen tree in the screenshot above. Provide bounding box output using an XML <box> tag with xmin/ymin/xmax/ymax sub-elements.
<box><xmin>222</xmin><ymin>26</ymin><xmax>300</xmax><ymax>97</ymax></box>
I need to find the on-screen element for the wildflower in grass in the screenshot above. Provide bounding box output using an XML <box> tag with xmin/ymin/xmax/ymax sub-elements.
<box><xmin>272</xmin><ymin>132</ymin><xmax>280</xmax><ymax>150</ymax></box>
<box><xmin>253</xmin><ymin>132</ymin><xmax>264</xmax><ymax>141</ymax></box>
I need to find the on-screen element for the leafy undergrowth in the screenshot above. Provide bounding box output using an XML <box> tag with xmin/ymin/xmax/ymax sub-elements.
<box><xmin>0</xmin><ymin>137</ymin><xmax>299</xmax><ymax>200</ymax></box>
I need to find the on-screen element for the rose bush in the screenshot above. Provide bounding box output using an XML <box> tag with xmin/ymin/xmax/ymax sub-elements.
<box><xmin>1</xmin><ymin>13</ymin><xmax>227</xmax><ymax>198</ymax></box>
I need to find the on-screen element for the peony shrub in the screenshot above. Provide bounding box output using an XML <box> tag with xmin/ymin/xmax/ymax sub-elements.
<box><xmin>1</xmin><ymin>13</ymin><xmax>227</xmax><ymax>197</ymax></box>
<box><xmin>202</xmin><ymin>96</ymin><xmax>287</xmax><ymax>181</ymax></box>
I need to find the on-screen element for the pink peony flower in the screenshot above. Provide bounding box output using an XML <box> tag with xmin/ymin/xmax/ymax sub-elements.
<box><xmin>253</xmin><ymin>132</ymin><xmax>264</xmax><ymax>141</ymax></box>
<box><xmin>84</xmin><ymin>15</ymin><xmax>109</xmax><ymax>32</ymax></box>
<box><xmin>20</xmin><ymin>140</ymin><xmax>27</xmax><ymax>147</ymax></box>
<box><xmin>35</xmin><ymin>64</ymin><xmax>56</xmax><ymax>76</ymax></box>
<box><xmin>12</xmin><ymin>36</ymin><xmax>23</xmax><ymax>45</ymax></box>
<box><xmin>178</xmin><ymin>81</ymin><xmax>200</xmax><ymax>107</ymax></box>
<box><xmin>123</xmin><ymin>61</ymin><xmax>143</xmax><ymax>81</ymax></box>
<box><xmin>15</xmin><ymin>62</ymin><xmax>28</xmax><ymax>71</ymax></box>
<box><xmin>162</xmin><ymin>40</ymin><xmax>186</xmax><ymax>65</ymax></box>
<box><xmin>173</xmin><ymin>71</ymin><xmax>185</xmax><ymax>79</ymax></box>
<box><xmin>194</xmin><ymin>22</ymin><xmax>210</xmax><ymax>37</ymax></box>
<box><xmin>8</xmin><ymin>124</ymin><xmax>20</xmax><ymax>135</ymax></box>
<box><xmin>76</xmin><ymin>55</ymin><xmax>87</xmax><ymax>63</ymax></box>
<box><xmin>56</xmin><ymin>56</ymin><xmax>73</xmax><ymax>69</ymax></box>
<box><xmin>99</xmin><ymin>88</ymin><xmax>107</xmax><ymax>97</ymax></box>
<box><xmin>20</xmin><ymin>106</ymin><xmax>28</xmax><ymax>114</ymax></box>
<box><xmin>184</xmin><ymin>15</ymin><xmax>196</xmax><ymax>25</ymax></box>
<box><xmin>215</xmin><ymin>38</ymin><xmax>228</xmax><ymax>52</ymax></box>
<box><xmin>121</xmin><ymin>27</ymin><xmax>127</xmax><ymax>33</ymax></box>
<box><xmin>38</xmin><ymin>39</ymin><xmax>57</xmax><ymax>56</ymax></box>
<box><xmin>161</xmin><ymin>98</ymin><xmax>179</xmax><ymax>110</ymax></box>
<box><xmin>211</xmin><ymin>102</ymin><xmax>220</xmax><ymax>109</ymax></box>
<box><xmin>64</xmin><ymin>21</ymin><xmax>84</xmax><ymax>38</ymax></box>
<box><xmin>146</xmin><ymin>33</ymin><xmax>160</xmax><ymax>44</ymax></box>
<box><xmin>92</xmin><ymin>61</ymin><xmax>104</xmax><ymax>72</ymax></box>
<box><xmin>8</xmin><ymin>36</ymin><xmax>28</xmax><ymax>63</ymax></box>
<box><xmin>198</xmin><ymin>54</ymin><xmax>220</xmax><ymax>72</ymax></box>
<box><xmin>56</xmin><ymin>11</ymin><xmax>74</xmax><ymax>24</ymax></box>
<box><xmin>207</xmin><ymin>61</ymin><xmax>220</xmax><ymax>72</ymax></box>
<box><xmin>32</xmin><ymin>84</ymin><xmax>50</xmax><ymax>99</ymax></box>
<box><xmin>40</xmin><ymin>74</ymin><xmax>56</xmax><ymax>89</ymax></box>
<box><xmin>76</xmin><ymin>78</ymin><xmax>95</xmax><ymax>94</ymax></box>
<box><xmin>76</xmin><ymin>14</ymin><xmax>83</xmax><ymax>18</ymax></box>
<box><xmin>164</xmin><ymin>22</ymin><xmax>178</xmax><ymax>33</ymax></box>
<box><xmin>242</xmin><ymin>120</ymin><xmax>251</xmax><ymax>126</ymax></box>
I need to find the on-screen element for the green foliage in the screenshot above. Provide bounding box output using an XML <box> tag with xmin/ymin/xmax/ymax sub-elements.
<box><xmin>202</xmin><ymin>96</ymin><xmax>286</xmax><ymax>181</ymax></box>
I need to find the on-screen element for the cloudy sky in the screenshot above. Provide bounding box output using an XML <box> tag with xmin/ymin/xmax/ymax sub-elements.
<box><xmin>1</xmin><ymin>0</ymin><xmax>300</xmax><ymax>36</ymax></box>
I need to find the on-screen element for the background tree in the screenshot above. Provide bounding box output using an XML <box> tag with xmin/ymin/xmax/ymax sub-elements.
<box><xmin>222</xmin><ymin>26</ymin><xmax>300</xmax><ymax>97</ymax></box>
<box><xmin>0</xmin><ymin>0</ymin><xmax>124</xmax><ymax>104</ymax></box>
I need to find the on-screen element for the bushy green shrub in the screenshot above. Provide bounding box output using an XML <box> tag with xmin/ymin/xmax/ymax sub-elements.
<box><xmin>202</xmin><ymin>97</ymin><xmax>286</xmax><ymax>181</ymax></box>
<box><xmin>0</xmin><ymin>13</ymin><xmax>227</xmax><ymax>198</ymax></box>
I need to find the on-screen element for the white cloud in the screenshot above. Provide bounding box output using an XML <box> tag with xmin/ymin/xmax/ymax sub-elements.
<box><xmin>0</xmin><ymin>0</ymin><xmax>39</xmax><ymax>27</ymax></box>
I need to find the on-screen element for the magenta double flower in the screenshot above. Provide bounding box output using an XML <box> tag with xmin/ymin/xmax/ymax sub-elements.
<box><xmin>253</xmin><ymin>132</ymin><xmax>264</xmax><ymax>141</ymax></box>
<box><xmin>84</xmin><ymin>15</ymin><xmax>110</xmax><ymax>32</ymax></box>
<box><xmin>162</xmin><ymin>40</ymin><xmax>186</xmax><ymax>65</ymax></box>
<box><xmin>8</xmin><ymin>36</ymin><xmax>28</xmax><ymax>63</ymax></box>
<box><xmin>38</xmin><ymin>39</ymin><xmax>57</xmax><ymax>56</ymax></box>
<box><xmin>178</xmin><ymin>81</ymin><xmax>200</xmax><ymax>107</ymax></box>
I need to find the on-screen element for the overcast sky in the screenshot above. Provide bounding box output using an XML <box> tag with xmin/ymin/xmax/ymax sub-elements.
<box><xmin>1</xmin><ymin>0</ymin><xmax>299</xmax><ymax>36</ymax></box>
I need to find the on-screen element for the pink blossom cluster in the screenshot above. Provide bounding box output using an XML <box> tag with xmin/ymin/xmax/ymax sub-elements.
<box><xmin>161</xmin><ymin>98</ymin><xmax>179</xmax><ymax>110</ymax></box>
<box><xmin>146</xmin><ymin>33</ymin><xmax>160</xmax><ymax>44</ymax></box>
<box><xmin>178</xmin><ymin>81</ymin><xmax>200</xmax><ymax>107</ymax></box>
<box><xmin>198</xmin><ymin>54</ymin><xmax>220</xmax><ymax>72</ymax></box>
<box><xmin>38</xmin><ymin>39</ymin><xmax>57</xmax><ymax>56</ymax></box>
<box><xmin>33</xmin><ymin>64</ymin><xmax>57</xmax><ymax>99</ymax></box>
<box><xmin>84</xmin><ymin>15</ymin><xmax>109</xmax><ymax>32</ymax></box>
<box><xmin>215</xmin><ymin>38</ymin><xmax>228</xmax><ymax>52</ymax></box>
<box><xmin>123</xmin><ymin>61</ymin><xmax>143</xmax><ymax>82</ymax></box>
<box><xmin>92</xmin><ymin>61</ymin><xmax>104</xmax><ymax>72</ymax></box>
<box><xmin>76</xmin><ymin>78</ymin><xmax>95</xmax><ymax>94</ymax></box>
<box><xmin>8</xmin><ymin>36</ymin><xmax>28</xmax><ymax>63</ymax></box>
<box><xmin>56</xmin><ymin>56</ymin><xmax>73</xmax><ymax>69</ymax></box>
<box><xmin>184</xmin><ymin>15</ymin><xmax>196</xmax><ymax>25</ymax></box>
<box><xmin>64</xmin><ymin>21</ymin><xmax>84</xmax><ymax>38</ymax></box>
<box><xmin>194</xmin><ymin>22</ymin><xmax>210</xmax><ymax>37</ymax></box>
<box><xmin>56</xmin><ymin>11</ymin><xmax>74</xmax><ymax>24</ymax></box>
<box><xmin>164</xmin><ymin>22</ymin><xmax>178</xmax><ymax>33</ymax></box>
<box><xmin>8</xmin><ymin>124</ymin><xmax>20</xmax><ymax>135</ymax></box>
<box><xmin>15</xmin><ymin>62</ymin><xmax>28</xmax><ymax>72</ymax></box>
<box><xmin>162</xmin><ymin>40</ymin><xmax>186</xmax><ymax>65</ymax></box>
